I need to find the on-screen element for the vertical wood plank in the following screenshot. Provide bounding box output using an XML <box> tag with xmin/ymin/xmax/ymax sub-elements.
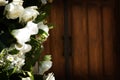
<box><xmin>88</xmin><ymin>6</ymin><xmax>103</xmax><ymax>80</ymax></box>
<box><xmin>71</xmin><ymin>5</ymin><xmax>89</xmax><ymax>80</ymax></box>
<box><xmin>102</xmin><ymin>6</ymin><xmax>116</xmax><ymax>80</ymax></box>
<box><xmin>48</xmin><ymin>1</ymin><xmax>65</xmax><ymax>80</ymax></box>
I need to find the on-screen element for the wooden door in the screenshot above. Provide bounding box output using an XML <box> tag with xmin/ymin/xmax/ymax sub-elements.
<box><xmin>38</xmin><ymin>0</ymin><xmax>120</xmax><ymax>80</ymax></box>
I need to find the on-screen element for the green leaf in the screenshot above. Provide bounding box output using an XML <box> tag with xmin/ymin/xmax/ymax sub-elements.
<box><xmin>8</xmin><ymin>49</ymin><xmax>19</xmax><ymax>55</ymax></box>
<box><xmin>22</xmin><ymin>38</ymin><xmax>44</xmax><ymax>71</ymax></box>
<box><xmin>34</xmin><ymin>12</ymin><xmax>48</xmax><ymax>23</ymax></box>
<box><xmin>43</xmin><ymin>55</ymin><xmax>52</xmax><ymax>61</ymax></box>
<box><xmin>48</xmin><ymin>23</ymin><xmax>55</xmax><ymax>29</ymax></box>
<box><xmin>27</xmin><ymin>71</ymin><xmax>34</xmax><ymax>80</ymax></box>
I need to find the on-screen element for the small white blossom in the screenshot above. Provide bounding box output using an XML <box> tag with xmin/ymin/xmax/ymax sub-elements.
<box><xmin>0</xmin><ymin>0</ymin><xmax>8</xmax><ymax>6</ymax></box>
<box><xmin>10</xmin><ymin>53</ymin><xmax>25</xmax><ymax>70</ymax></box>
<box><xmin>0</xmin><ymin>59</ymin><xmax>5</xmax><ymax>66</ymax></box>
<box><xmin>43</xmin><ymin>73</ymin><xmax>55</xmax><ymax>80</ymax></box>
<box><xmin>6</xmin><ymin>54</ymin><xmax>14</xmax><ymax>62</ymax></box>
<box><xmin>19</xmin><ymin>6</ymin><xmax>39</xmax><ymax>23</ymax></box>
<box><xmin>15</xmin><ymin>57</ymin><xmax>25</xmax><ymax>70</ymax></box>
<box><xmin>4</xmin><ymin>2</ymin><xmax>24</xmax><ymax>19</ymax></box>
<box><xmin>39</xmin><ymin>61</ymin><xmax>52</xmax><ymax>75</ymax></box>
<box><xmin>0</xmin><ymin>60</ymin><xmax>4</xmax><ymax>63</ymax></box>
<box><xmin>5</xmin><ymin>52</ymin><xmax>25</xmax><ymax>70</ymax></box>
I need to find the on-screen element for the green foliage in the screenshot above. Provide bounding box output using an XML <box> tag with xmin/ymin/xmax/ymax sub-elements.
<box><xmin>23</xmin><ymin>37</ymin><xmax>44</xmax><ymax>71</ymax></box>
<box><xmin>35</xmin><ymin>4</ymin><xmax>52</xmax><ymax>23</ymax></box>
<box><xmin>0</xmin><ymin>0</ymin><xmax>54</xmax><ymax>80</ymax></box>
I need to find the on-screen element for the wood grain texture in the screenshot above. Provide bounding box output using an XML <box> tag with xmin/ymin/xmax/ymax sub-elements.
<box><xmin>71</xmin><ymin>5</ymin><xmax>89</xmax><ymax>80</ymax></box>
<box><xmin>88</xmin><ymin>5</ymin><xmax>103</xmax><ymax>80</ymax></box>
<box><xmin>102</xmin><ymin>6</ymin><xmax>116</xmax><ymax>80</ymax></box>
<box><xmin>43</xmin><ymin>0</ymin><xmax>65</xmax><ymax>80</ymax></box>
<box><xmin>36</xmin><ymin>0</ymin><xmax>118</xmax><ymax>80</ymax></box>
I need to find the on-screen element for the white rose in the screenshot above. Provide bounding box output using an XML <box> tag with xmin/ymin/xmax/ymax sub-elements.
<box><xmin>19</xmin><ymin>6</ymin><xmax>39</xmax><ymax>23</ymax></box>
<box><xmin>43</xmin><ymin>73</ymin><xmax>55</xmax><ymax>80</ymax></box>
<box><xmin>11</xmin><ymin>21</ymin><xmax>38</xmax><ymax>44</ymax></box>
<box><xmin>11</xmin><ymin>27</ymin><xmax>31</xmax><ymax>45</ymax></box>
<box><xmin>0</xmin><ymin>0</ymin><xmax>8</xmax><ymax>6</ymax></box>
<box><xmin>4</xmin><ymin>2</ymin><xmax>24</xmax><ymax>19</ymax></box>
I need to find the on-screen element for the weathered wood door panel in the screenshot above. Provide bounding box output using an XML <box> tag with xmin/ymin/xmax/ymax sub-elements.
<box><xmin>40</xmin><ymin>0</ymin><xmax>119</xmax><ymax>80</ymax></box>
<box><xmin>87</xmin><ymin>5</ymin><xmax>103</xmax><ymax>80</ymax></box>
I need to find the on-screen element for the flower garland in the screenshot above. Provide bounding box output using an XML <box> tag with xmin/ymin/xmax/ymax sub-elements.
<box><xmin>0</xmin><ymin>0</ymin><xmax>55</xmax><ymax>80</ymax></box>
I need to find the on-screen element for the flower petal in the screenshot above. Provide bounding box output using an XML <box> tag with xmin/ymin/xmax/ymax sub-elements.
<box><xmin>26</xmin><ymin>21</ymin><xmax>38</xmax><ymax>35</ymax></box>
<box><xmin>12</xmin><ymin>0</ymin><xmax>23</xmax><ymax>5</ymax></box>
<box><xmin>15</xmin><ymin>43</ymin><xmax>32</xmax><ymax>53</ymax></box>
<box><xmin>4</xmin><ymin>2</ymin><xmax>24</xmax><ymax>19</ymax></box>
<box><xmin>43</xmin><ymin>73</ymin><xmax>55</xmax><ymax>80</ymax></box>
<box><xmin>0</xmin><ymin>0</ymin><xmax>8</xmax><ymax>6</ymax></box>
<box><xmin>39</xmin><ymin>61</ymin><xmax>52</xmax><ymax>75</ymax></box>
<box><xmin>19</xmin><ymin>6</ymin><xmax>39</xmax><ymax>23</ymax></box>
<box><xmin>6</xmin><ymin>54</ymin><xmax>14</xmax><ymax>62</ymax></box>
<box><xmin>38</xmin><ymin>22</ymin><xmax>49</xmax><ymax>34</ymax></box>
<box><xmin>11</xmin><ymin>27</ymin><xmax>31</xmax><ymax>44</ymax></box>
<box><xmin>11</xmin><ymin>21</ymin><xmax>38</xmax><ymax>44</ymax></box>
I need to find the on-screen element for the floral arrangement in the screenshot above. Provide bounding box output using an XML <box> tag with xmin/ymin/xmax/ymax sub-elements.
<box><xmin>0</xmin><ymin>0</ymin><xmax>55</xmax><ymax>80</ymax></box>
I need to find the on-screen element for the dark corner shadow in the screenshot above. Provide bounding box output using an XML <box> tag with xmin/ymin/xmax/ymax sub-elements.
<box><xmin>114</xmin><ymin>0</ymin><xmax>120</xmax><ymax>79</ymax></box>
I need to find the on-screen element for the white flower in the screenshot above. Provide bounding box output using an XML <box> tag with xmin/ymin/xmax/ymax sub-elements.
<box><xmin>39</xmin><ymin>61</ymin><xmax>52</xmax><ymax>75</ymax></box>
<box><xmin>6</xmin><ymin>54</ymin><xmax>14</xmax><ymax>62</ymax></box>
<box><xmin>15</xmin><ymin>58</ymin><xmax>25</xmax><ymax>70</ymax></box>
<box><xmin>41</xmin><ymin>0</ymin><xmax>47</xmax><ymax>4</ymax></box>
<box><xmin>19</xmin><ymin>6</ymin><xmax>39</xmax><ymax>23</ymax></box>
<box><xmin>26</xmin><ymin>21</ymin><xmax>38</xmax><ymax>35</ymax></box>
<box><xmin>39</xmin><ymin>55</ymin><xmax>52</xmax><ymax>75</ymax></box>
<box><xmin>6</xmin><ymin>52</ymin><xmax>25</xmax><ymax>70</ymax></box>
<box><xmin>11</xmin><ymin>27</ymin><xmax>31</xmax><ymax>44</ymax></box>
<box><xmin>0</xmin><ymin>59</ymin><xmax>5</xmax><ymax>66</ymax></box>
<box><xmin>0</xmin><ymin>0</ymin><xmax>8</xmax><ymax>6</ymax></box>
<box><xmin>43</xmin><ymin>73</ymin><xmax>55</xmax><ymax>80</ymax></box>
<box><xmin>22</xmin><ymin>77</ymin><xmax>31</xmax><ymax>80</ymax></box>
<box><xmin>4</xmin><ymin>2</ymin><xmax>24</xmax><ymax>19</ymax></box>
<box><xmin>11</xmin><ymin>21</ymin><xmax>38</xmax><ymax>45</ymax></box>
<box><xmin>12</xmin><ymin>0</ymin><xmax>23</xmax><ymax>5</ymax></box>
<box><xmin>15</xmin><ymin>43</ymin><xmax>32</xmax><ymax>53</ymax></box>
<box><xmin>10</xmin><ymin>53</ymin><xmax>25</xmax><ymax>70</ymax></box>
<box><xmin>37</xmin><ymin>22</ymin><xmax>49</xmax><ymax>41</ymax></box>
<box><xmin>38</xmin><ymin>22</ymin><xmax>49</xmax><ymax>34</ymax></box>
